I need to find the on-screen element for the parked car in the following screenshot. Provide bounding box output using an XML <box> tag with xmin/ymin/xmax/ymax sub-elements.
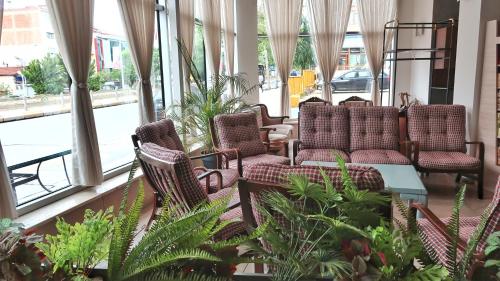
<box><xmin>331</xmin><ymin>69</ymin><xmax>390</xmax><ymax>92</ymax></box>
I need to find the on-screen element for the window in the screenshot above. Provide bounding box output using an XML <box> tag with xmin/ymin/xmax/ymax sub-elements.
<box><xmin>257</xmin><ymin>0</ymin><xmax>393</xmax><ymax>118</ymax></box>
<box><xmin>0</xmin><ymin>0</ymin><xmax>168</xmax><ymax>213</ymax></box>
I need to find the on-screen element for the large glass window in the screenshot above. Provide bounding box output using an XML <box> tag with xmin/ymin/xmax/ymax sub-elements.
<box><xmin>257</xmin><ymin>0</ymin><xmax>392</xmax><ymax>118</ymax></box>
<box><xmin>0</xmin><ymin>0</ymin><xmax>167</xmax><ymax>212</ymax></box>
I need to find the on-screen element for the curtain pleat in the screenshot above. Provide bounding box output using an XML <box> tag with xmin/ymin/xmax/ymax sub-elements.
<box><xmin>0</xmin><ymin>0</ymin><xmax>17</xmax><ymax>219</ymax></box>
<box><xmin>308</xmin><ymin>0</ymin><xmax>352</xmax><ymax>102</ymax></box>
<box><xmin>222</xmin><ymin>0</ymin><xmax>235</xmax><ymax>96</ymax></box>
<box><xmin>47</xmin><ymin>0</ymin><xmax>103</xmax><ymax>186</ymax></box>
<box><xmin>356</xmin><ymin>0</ymin><xmax>397</xmax><ymax>105</ymax></box>
<box><xmin>264</xmin><ymin>0</ymin><xmax>303</xmax><ymax>116</ymax></box>
<box><xmin>179</xmin><ymin>0</ymin><xmax>195</xmax><ymax>93</ymax></box>
<box><xmin>201</xmin><ymin>0</ymin><xmax>222</xmax><ymax>78</ymax></box>
<box><xmin>118</xmin><ymin>0</ymin><xmax>156</xmax><ymax>124</ymax></box>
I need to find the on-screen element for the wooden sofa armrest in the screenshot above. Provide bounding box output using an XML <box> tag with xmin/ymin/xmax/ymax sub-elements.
<box><xmin>410</xmin><ymin>202</ymin><xmax>467</xmax><ymax>252</ymax></box>
<box><xmin>216</xmin><ymin>148</ymin><xmax>243</xmax><ymax>176</ymax></box>
<box><xmin>400</xmin><ymin>140</ymin><xmax>419</xmax><ymax>165</ymax></box>
<box><xmin>292</xmin><ymin>139</ymin><xmax>302</xmax><ymax>165</ymax></box>
<box><xmin>197</xmin><ymin>170</ymin><xmax>223</xmax><ymax>193</ymax></box>
<box><xmin>465</xmin><ymin>141</ymin><xmax>485</xmax><ymax>162</ymax></box>
<box><xmin>259</xmin><ymin>127</ymin><xmax>276</xmax><ymax>146</ymax></box>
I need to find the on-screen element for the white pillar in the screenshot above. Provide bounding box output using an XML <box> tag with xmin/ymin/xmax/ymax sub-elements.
<box><xmin>235</xmin><ymin>0</ymin><xmax>259</xmax><ymax>105</ymax></box>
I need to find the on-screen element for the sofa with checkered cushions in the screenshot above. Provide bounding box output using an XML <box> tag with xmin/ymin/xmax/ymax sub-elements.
<box><xmin>292</xmin><ymin>105</ymin><xmax>411</xmax><ymax>165</ymax></box>
<box><xmin>407</xmin><ymin>105</ymin><xmax>484</xmax><ymax>198</ymax></box>
<box><xmin>238</xmin><ymin>163</ymin><xmax>389</xmax><ymax>231</ymax></box>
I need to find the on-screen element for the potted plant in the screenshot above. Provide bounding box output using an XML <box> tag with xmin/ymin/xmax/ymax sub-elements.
<box><xmin>168</xmin><ymin>41</ymin><xmax>258</xmax><ymax>168</ymax></box>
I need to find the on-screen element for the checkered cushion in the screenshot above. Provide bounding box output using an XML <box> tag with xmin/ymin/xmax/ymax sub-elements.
<box><xmin>418</xmin><ymin>151</ymin><xmax>481</xmax><ymax>170</ymax></box>
<box><xmin>295</xmin><ymin>149</ymin><xmax>350</xmax><ymax>165</ymax></box>
<box><xmin>300</xmin><ymin>104</ymin><xmax>350</xmax><ymax>150</ymax></box>
<box><xmin>350</xmin><ymin>150</ymin><xmax>411</xmax><ymax>165</ymax></box>
<box><xmin>243</xmin><ymin>163</ymin><xmax>384</xmax><ymax>192</ymax></box>
<box><xmin>229</xmin><ymin>154</ymin><xmax>290</xmax><ymax>169</ymax></box>
<box><xmin>207</xmin><ymin>187</ymin><xmax>241</xmax><ymax>209</ymax></box>
<box><xmin>214</xmin><ymin>112</ymin><xmax>267</xmax><ymax>159</ymax></box>
<box><xmin>244</xmin><ymin>163</ymin><xmax>385</xmax><ymax>233</ymax></box>
<box><xmin>408</xmin><ymin>105</ymin><xmax>466</xmax><ymax>152</ymax></box>
<box><xmin>136</xmin><ymin>119</ymin><xmax>184</xmax><ymax>151</ymax></box>
<box><xmin>140</xmin><ymin>143</ymin><xmax>207</xmax><ymax>208</ymax></box>
<box><xmin>194</xmin><ymin>168</ymin><xmax>239</xmax><ymax>193</ymax></box>
<box><xmin>215</xmin><ymin>207</ymin><xmax>247</xmax><ymax>240</ymax></box>
<box><xmin>350</xmin><ymin>107</ymin><xmax>400</xmax><ymax>151</ymax></box>
<box><xmin>418</xmin><ymin>178</ymin><xmax>500</xmax><ymax>265</ymax></box>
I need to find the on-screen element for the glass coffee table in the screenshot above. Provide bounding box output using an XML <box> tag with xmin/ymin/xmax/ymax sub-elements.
<box><xmin>301</xmin><ymin>161</ymin><xmax>428</xmax><ymax>216</ymax></box>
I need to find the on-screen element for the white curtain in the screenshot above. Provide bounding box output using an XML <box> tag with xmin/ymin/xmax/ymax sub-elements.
<box><xmin>357</xmin><ymin>0</ymin><xmax>397</xmax><ymax>105</ymax></box>
<box><xmin>118</xmin><ymin>0</ymin><xmax>156</xmax><ymax>124</ymax></box>
<box><xmin>308</xmin><ymin>0</ymin><xmax>352</xmax><ymax>102</ymax></box>
<box><xmin>179</xmin><ymin>0</ymin><xmax>195</xmax><ymax>93</ymax></box>
<box><xmin>47</xmin><ymin>0</ymin><xmax>103</xmax><ymax>186</ymax></box>
<box><xmin>264</xmin><ymin>0</ymin><xmax>303</xmax><ymax>116</ymax></box>
<box><xmin>0</xmin><ymin>140</ymin><xmax>16</xmax><ymax>218</ymax></box>
<box><xmin>222</xmin><ymin>0</ymin><xmax>235</xmax><ymax>96</ymax></box>
<box><xmin>201</xmin><ymin>0</ymin><xmax>222</xmax><ymax>78</ymax></box>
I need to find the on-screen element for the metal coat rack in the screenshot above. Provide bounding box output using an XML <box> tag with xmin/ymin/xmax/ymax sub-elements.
<box><xmin>382</xmin><ymin>19</ymin><xmax>456</xmax><ymax>106</ymax></box>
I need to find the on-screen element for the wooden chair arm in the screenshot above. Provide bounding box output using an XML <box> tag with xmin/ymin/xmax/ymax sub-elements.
<box><xmin>400</xmin><ymin>140</ymin><xmax>419</xmax><ymax>163</ymax></box>
<box><xmin>465</xmin><ymin>141</ymin><xmax>485</xmax><ymax>162</ymax></box>
<box><xmin>193</xmin><ymin>167</ymin><xmax>208</xmax><ymax>172</ymax></box>
<box><xmin>197</xmin><ymin>170</ymin><xmax>223</xmax><ymax>193</ymax></box>
<box><xmin>410</xmin><ymin>203</ymin><xmax>468</xmax><ymax>252</ymax></box>
<box><xmin>292</xmin><ymin>139</ymin><xmax>301</xmax><ymax>165</ymax></box>
<box><xmin>216</xmin><ymin>148</ymin><xmax>243</xmax><ymax>176</ymax></box>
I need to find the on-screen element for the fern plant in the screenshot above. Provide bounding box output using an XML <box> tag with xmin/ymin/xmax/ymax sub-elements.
<box><xmin>107</xmin><ymin>157</ymin><xmax>267</xmax><ymax>281</ymax></box>
<box><xmin>36</xmin><ymin>208</ymin><xmax>114</xmax><ymax>280</ymax></box>
<box><xmin>247</xmin><ymin>155</ymin><xmax>391</xmax><ymax>281</ymax></box>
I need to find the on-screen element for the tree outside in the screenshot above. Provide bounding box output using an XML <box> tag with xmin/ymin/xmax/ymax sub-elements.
<box><xmin>22</xmin><ymin>54</ymin><xmax>68</xmax><ymax>95</ymax></box>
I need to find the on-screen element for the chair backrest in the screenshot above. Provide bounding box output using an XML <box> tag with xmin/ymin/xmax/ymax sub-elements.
<box><xmin>407</xmin><ymin>105</ymin><xmax>466</xmax><ymax>152</ymax></box>
<box><xmin>239</xmin><ymin>163</ymin><xmax>386</xmax><ymax>229</ymax></box>
<box><xmin>212</xmin><ymin>112</ymin><xmax>267</xmax><ymax>159</ymax></box>
<box><xmin>339</xmin><ymin>96</ymin><xmax>374</xmax><ymax>107</ymax></box>
<box><xmin>298</xmin><ymin>97</ymin><xmax>331</xmax><ymax>109</ymax></box>
<box><xmin>350</xmin><ymin>106</ymin><xmax>400</xmax><ymax>151</ymax></box>
<box><xmin>299</xmin><ymin>104</ymin><xmax>350</xmax><ymax>150</ymax></box>
<box><xmin>251</xmin><ymin>104</ymin><xmax>284</xmax><ymax>127</ymax></box>
<box><xmin>477</xmin><ymin>179</ymin><xmax>500</xmax><ymax>253</ymax></box>
<box><xmin>138</xmin><ymin>143</ymin><xmax>208</xmax><ymax>215</ymax></box>
<box><xmin>135</xmin><ymin>119</ymin><xmax>185</xmax><ymax>152</ymax></box>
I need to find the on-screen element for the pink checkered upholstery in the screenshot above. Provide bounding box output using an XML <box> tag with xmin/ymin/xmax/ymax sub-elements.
<box><xmin>139</xmin><ymin>143</ymin><xmax>246</xmax><ymax>240</ymax></box>
<box><xmin>417</xmin><ymin>178</ymin><xmax>500</xmax><ymax>266</ymax></box>
<box><xmin>228</xmin><ymin>154</ymin><xmax>290</xmax><ymax>169</ymax></box>
<box><xmin>418</xmin><ymin>151</ymin><xmax>481</xmax><ymax>170</ymax></box>
<box><xmin>136</xmin><ymin>119</ymin><xmax>239</xmax><ymax>192</ymax></box>
<box><xmin>243</xmin><ymin>163</ymin><xmax>385</xmax><ymax>233</ymax></box>
<box><xmin>350</xmin><ymin>150</ymin><xmax>411</xmax><ymax>165</ymax></box>
<box><xmin>295</xmin><ymin>149</ymin><xmax>350</xmax><ymax>165</ymax></box>
<box><xmin>213</xmin><ymin>112</ymin><xmax>267</xmax><ymax>159</ymax></box>
<box><xmin>300</xmin><ymin>104</ymin><xmax>350</xmax><ymax>150</ymax></box>
<box><xmin>243</xmin><ymin>163</ymin><xmax>384</xmax><ymax>192</ymax></box>
<box><xmin>136</xmin><ymin>119</ymin><xmax>184</xmax><ymax>151</ymax></box>
<box><xmin>349</xmin><ymin>107</ymin><xmax>400</xmax><ymax>151</ymax></box>
<box><xmin>408</xmin><ymin>105</ymin><xmax>466</xmax><ymax>152</ymax></box>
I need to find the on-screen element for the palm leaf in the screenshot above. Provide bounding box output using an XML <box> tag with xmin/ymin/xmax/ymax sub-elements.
<box><xmin>444</xmin><ymin>184</ymin><xmax>466</xmax><ymax>277</ymax></box>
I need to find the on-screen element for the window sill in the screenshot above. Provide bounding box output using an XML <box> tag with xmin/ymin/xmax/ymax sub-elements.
<box><xmin>15</xmin><ymin>169</ymin><xmax>143</xmax><ymax>230</ymax></box>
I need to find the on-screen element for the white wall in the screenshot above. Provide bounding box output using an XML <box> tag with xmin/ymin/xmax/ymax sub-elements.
<box><xmin>235</xmin><ymin>0</ymin><xmax>259</xmax><ymax>105</ymax></box>
<box><xmin>394</xmin><ymin>0</ymin><xmax>433</xmax><ymax>106</ymax></box>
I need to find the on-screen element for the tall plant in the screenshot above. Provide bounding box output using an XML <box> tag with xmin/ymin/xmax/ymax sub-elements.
<box><xmin>168</xmin><ymin>41</ymin><xmax>258</xmax><ymax>152</ymax></box>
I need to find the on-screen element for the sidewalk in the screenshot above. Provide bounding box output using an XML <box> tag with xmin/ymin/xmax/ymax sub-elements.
<box><xmin>0</xmin><ymin>90</ymin><xmax>138</xmax><ymax>123</ymax></box>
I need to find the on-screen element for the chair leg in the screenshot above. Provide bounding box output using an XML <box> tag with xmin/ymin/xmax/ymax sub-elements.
<box><xmin>254</xmin><ymin>262</ymin><xmax>264</xmax><ymax>273</ymax></box>
<box><xmin>455</xmin><ymin>173</ymin><xmax>462</xmax><ymax>183</ymax></box>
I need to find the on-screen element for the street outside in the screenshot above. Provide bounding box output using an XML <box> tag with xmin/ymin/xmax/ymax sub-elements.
<box><xmin>0</xmin><ymin>102</ymin><xmax>139</xmax><ymax>206</ymax></box>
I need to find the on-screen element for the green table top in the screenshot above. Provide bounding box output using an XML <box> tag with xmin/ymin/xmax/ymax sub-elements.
<box><xmin>301</xmin><ymin>161</ymin><xmax>428</xmax><ymax>196</ymax></box>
